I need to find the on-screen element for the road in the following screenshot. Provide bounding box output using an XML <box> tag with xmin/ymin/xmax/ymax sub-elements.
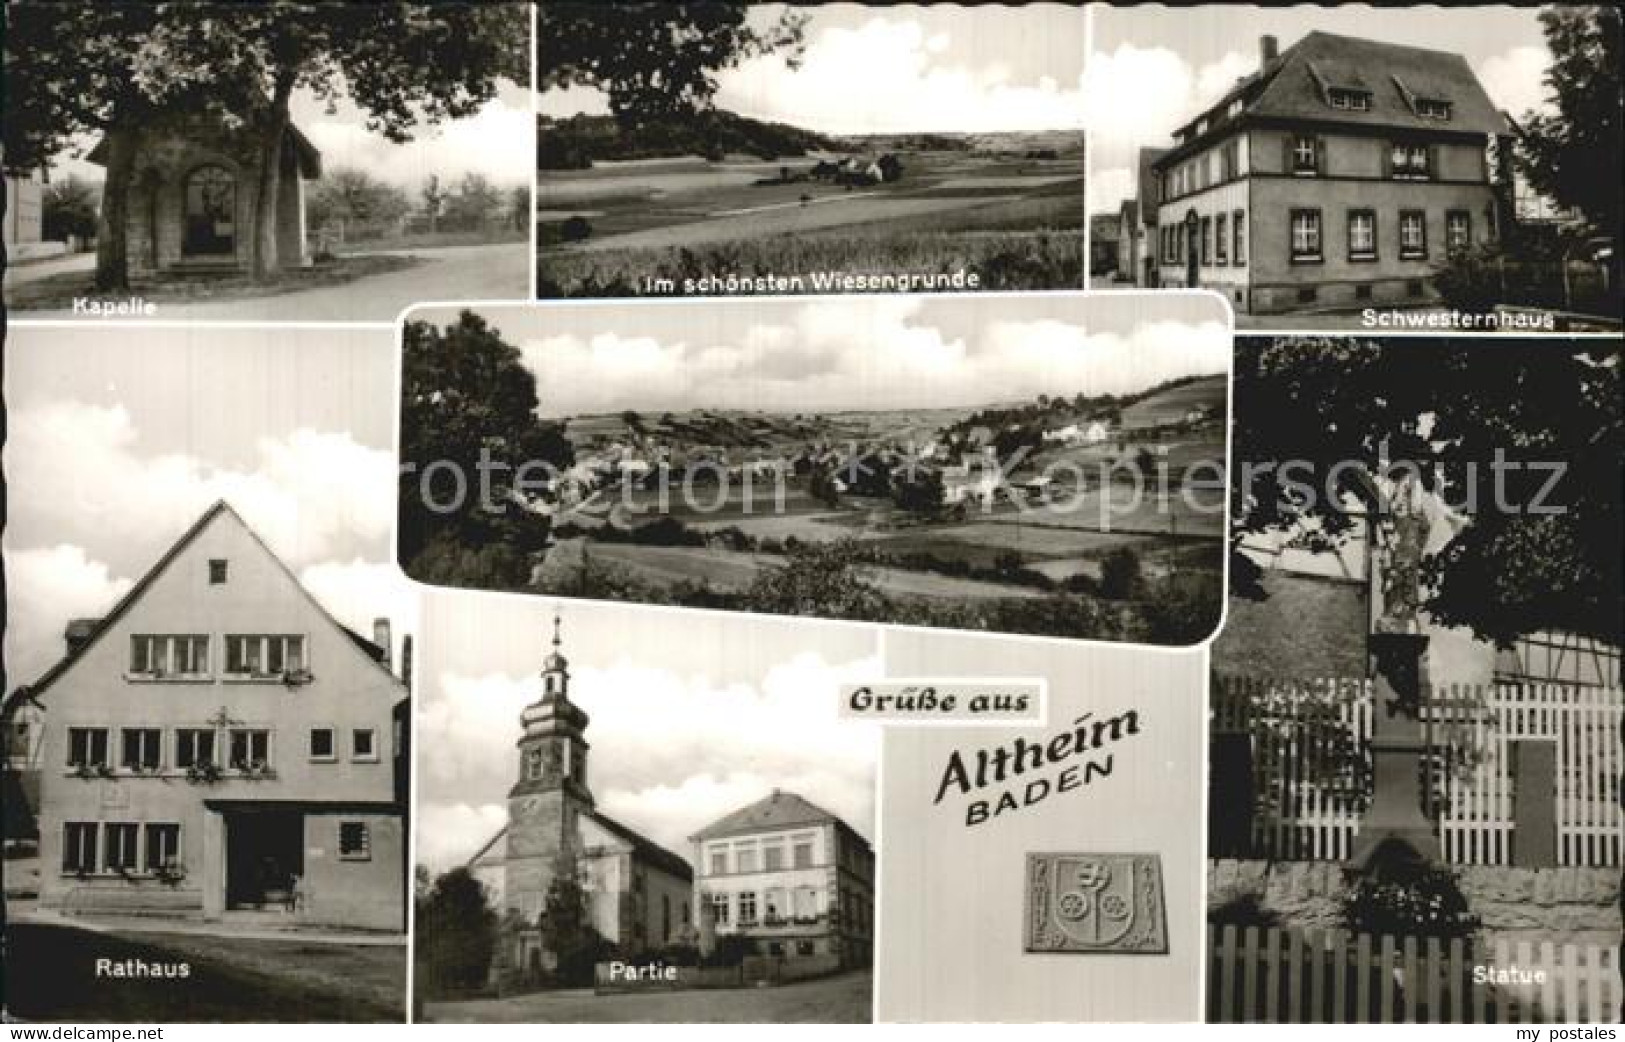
<box><xmin>425</xmin><ymin>968</ymin><xmax>873</xmax><ymax>1024</ymax></box>
<box><xmin>9</xmin><ymin>242</ymin><xmax>528</xmax><ymax>322</ymax></box>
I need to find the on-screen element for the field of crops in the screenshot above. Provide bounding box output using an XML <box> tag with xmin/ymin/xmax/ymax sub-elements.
<box><xmin>537</xmin><ymin>150</ymin><xmax>1085</xmax><ymax>296</ymax></box>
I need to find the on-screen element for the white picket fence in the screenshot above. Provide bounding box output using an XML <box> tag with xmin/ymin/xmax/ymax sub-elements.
<box><xmin>1208</xmin><ymin>924</ymin><xmax>1622</xmax><ymax>1023</ymax></box>
<box><xmin>1212</xmin><ymin>676</ymin><xmax>1623</xmax><ymax>867</ymax></box>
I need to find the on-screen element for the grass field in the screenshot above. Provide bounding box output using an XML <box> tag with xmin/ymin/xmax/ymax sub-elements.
<box><xmin>537</xmin><ymin>150</ymin><xmax>1084</xmax><ymax>296</ymax></box>
<box><xmin>4</xmin><ymin>922</ymin><xmax>406</xmax><ymax>1022</ymax></box>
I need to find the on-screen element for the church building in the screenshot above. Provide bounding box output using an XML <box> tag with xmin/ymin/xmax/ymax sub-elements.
<box><xmin>468</xmin><ymin>617</ymin><xmax>693</xmax><ymax>979</ymax></box>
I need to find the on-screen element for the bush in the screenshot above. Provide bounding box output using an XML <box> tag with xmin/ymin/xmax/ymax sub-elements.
<box><xmin>1341</xmin><ymin>861</ymin><xmax>1480</xmax><ymax>940</ymax></box>
<box><xmin>560</xmin><ymin>216</ymin><xmax>593</xmax><ymax>242</ymax></box>
<box><xmin>703</xmin><ymin>934</ymin><xmax>760</xmax><ymax>968</ymax></box>
<box><xmin>1099</xmin><ymin>546</ymin><xmax>1143</xmax><ymax>599</ymax></box>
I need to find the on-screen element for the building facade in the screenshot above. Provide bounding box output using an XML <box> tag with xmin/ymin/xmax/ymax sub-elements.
<box><xmin>468</xmin><ymin>618</ymin><xmax>693</xmax><ymax>979</ymax></box>
<box><xmin>691</xmin><ymin>790</ymin><xmax>875</xmax><ymax>968</ymax></box>
<box><xmin>30</xmin><ymin>502</ymin><xmax>407</xmax><ymax>931</ymax></box>
<box><xmin>88</xmin><ymin>115</ymin><xmax>319</xmax><ymax>278</ymax></box>
<box><xmin>1152</xmin><ymin>33</ymin><xmax>1511</xmax><ymax>313</ymax></box>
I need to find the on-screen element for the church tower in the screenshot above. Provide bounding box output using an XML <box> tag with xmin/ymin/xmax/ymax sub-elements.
<box><xmin>503</xmin><ymin>611</ymin><xmax>594</xmax><ymax>933</ymax></box>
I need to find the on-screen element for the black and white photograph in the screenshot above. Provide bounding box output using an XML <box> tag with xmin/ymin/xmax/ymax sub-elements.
<box><xmin>1089</xmin><ymin>5</ymin><xmax>1622</xmax><ymax>331</ymax></box>
<box><xmin>1207</xmin><ymin>336</ymin><xmax>1622</xmax><ymax>1023</ymax></box>
<box><xmin>396</xmin><ymin>294</ymin><xmax>1230</xmax><ymax>645</ymax></box>
<box><xmin>535</xmin><ymin>2</ymin><xmax>1086</xmax><ymax>298</ymax></box>
<box><xmin>1</xmin><ymin>328</ymin><xmax>414</xmax><ymax>1021</ymax></box>
<box><xmin>411</xmin><ymin>595</ymin><xmax>877</xmax><ymax>1023</ymax></box>
<box><xmin>1</xmin><ymin>2</ymin><xmax>531</xmax><ymax>323</ymax></box>
<box><xmin>875</xmin><ymin>633</ymin><xmax>1207</xmax><ymax>1022</ymax></box>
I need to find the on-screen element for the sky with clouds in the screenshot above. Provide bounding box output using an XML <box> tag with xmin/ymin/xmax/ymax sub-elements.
<box><xmin>2</xmin><ymin>327</ymin><xmax>413</xmax><ymax>687</ymax></box>
<box><xmin>538</xmin><ymin>3</ymin><xmax>1086</xmax><ymax>135</ymax></box>
<box><xmin>412</xmin><ymin>294</ymin><xmax>1229</xmax><ymax>419</ymax></box>
<box><xmin>49</xmin><ymin>80</ymin><xmax>532</xmax><ymax>195</ymax></box>
<box><xmin>415</xmin><ymin>592</ymin><xmax>881</xmax><ymax>874</ymax></box>
<box><xmin>1088</xmin><ymin>5</ymin><xmax>1555</xmax><ymax>211</ymax></box>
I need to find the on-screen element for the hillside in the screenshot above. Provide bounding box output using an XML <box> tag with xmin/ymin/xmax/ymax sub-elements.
<box><xmin>538</xmin><ymin>111</ymin><xmax>845</xmax><ymax>169</ymax></box>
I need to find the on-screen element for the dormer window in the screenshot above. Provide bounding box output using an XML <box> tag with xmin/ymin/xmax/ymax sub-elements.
<box><xmin>1329</xmin><ymin>88</ymin><xmax>1371</xmax><ymax>112</ymax></box>
<box><xmin>1417</xmin><ymin>98</ymin><xmax>1452</xmax><ymax>120</ymax></box>
<box><xmin>1226</xmin><ymin>98</ymin><xmax>1244</xmax><ymax>120</ymax></box>
<box><xmin>1196</xmin><ymin>117</ymin><xmax>1209</xmax><ymax>136</ymax></box>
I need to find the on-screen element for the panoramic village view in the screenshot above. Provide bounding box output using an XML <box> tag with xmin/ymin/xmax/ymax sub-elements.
<box><xmin>398</xmin><ymin>296</ymin><xmax>1230</xmax><ymax>645</ymax></box>
<box><xmin>535</xmin><ymin>3</ymin><xmax>1087</xmax><ymax>297</ymax></box>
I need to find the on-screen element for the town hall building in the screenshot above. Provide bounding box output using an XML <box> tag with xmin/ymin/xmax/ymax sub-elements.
<box><xmin>27</xmin><ymin>501</ymin><xmax>407</xmax><ymax>931</ymax></box>
<box><xmin>468</xmin><ymin>617</ymin><xmax>693</xmax><ymax>979</ymax></box>
<box><xmin>1151</xmin><ymin>32</ymin><xmax>1512</xmax><ymax>314</ymax></box>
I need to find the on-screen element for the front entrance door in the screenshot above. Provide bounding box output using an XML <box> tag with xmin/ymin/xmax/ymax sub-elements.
<box><xmin>183</xmin><ymin>165</ymin><xmax>237</xmax><ymax>258</ymax></box>
<box><xmin>1184</xmin><ymin>213</ymin><xmax>1200</xmax><ymax>288</ymax></box>
<box><xmin>225</xmin><ymin>809</ymin><xmax>304</xmax><ymax>910</ymax></box>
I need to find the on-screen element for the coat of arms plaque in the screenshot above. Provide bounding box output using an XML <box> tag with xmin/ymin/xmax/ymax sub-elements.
<box><xmin>1023</xmin><ymin>852</ymin><xmax>1168</xmax><ymax>954</ymax></box>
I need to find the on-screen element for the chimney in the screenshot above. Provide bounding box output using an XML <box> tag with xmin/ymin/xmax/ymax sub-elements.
<box><xmin>64</xmin><ymin>618</ymin><xmax>100</xmax><ymax>656</ymax></box>
<box><xmin>374</xmin><ymin>617</ymin><xmax>392</xmax><ymax>671</ymax></box>
<box><xmin>1260</xmin><ymin>35</ymin><xmax>1279</xmax><ymax>66</ymax></box>
<box><xmin>401</xmin><ymin>634</ymin><xmax>415</xmax><ymax>689</ymax></box>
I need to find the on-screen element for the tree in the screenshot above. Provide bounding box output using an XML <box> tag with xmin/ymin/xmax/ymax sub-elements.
<box><xmin>118</xmin><ymin>3</ymin><xmax>528</xmax><ymax>277</ymax></box>
<box><xmin>42</xmin><ymin>175</ymin><xmax>100</xmax><ymax>243</ymax></box>
<box><xmin>538</xmin><ymin>3</ymin><xmax>807</xmax><ymax>127</ymax></box>
<box><xmin>422</xmin><ymin>175</ymin><xmax>448</xmax><ymax>234</ymax></box>
<box><xmin>306</xmin><ymin>166</ymin><xmax>410</xmax><ymax>232</ymax></box>
<box><xmin>416</xmin><ymin>867</ymin><xmax>498</xmax><ymax>995</ymax></box>
<box><xmin>1099</xmin><ymin>546</ymin><xmax>1143</xmax><ymax>600</ymax></box>
<box><xmin>745</xmin><ymin>538</ymin><xmax>892</xmax><ymax>621</ymax></box>
<box><xmin>445</xmin><ymin>171</ymin><xmax>504</xmax><ymax>225</ymax></box>
<box><xmin>539</xmin><ymin>854</ymin><xmax>616</xmax><ymax>986</ymax></box>
<box><xmin>399</xmin><ymin>311</ymin><xmax>575</xmax><ymax>589</ymax></box>
<box><xmin>1517</xmin><ymin>6</ymin><xmax>1622</xmax><ymax>245</ymax></box>
<box><xmin>1231</xmin><ymin>336</ymin><xmax>1622</xmax><ymax>647</ymax></box>
<box><xmin>893</xmin><ymin>469</ymin><xmax>945</xmax><ymax>517</ymax></box>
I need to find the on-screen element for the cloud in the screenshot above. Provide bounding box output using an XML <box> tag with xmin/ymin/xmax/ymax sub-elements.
<box><xmin>1477</xmin><ymin>45</ymin><xmax>1551</xmax><ymax>121</ymax></box>
<box><xmin>522</xmin><ymin>300</ymin><xmax>1229</xmax><ymax>415</ymax></box>
<box><xmin>6</xmin><ymin>401</ymin><xmax>394</xmax><ymax>571</ymax></box>
<box><xmin>296</xmin><ymin>92</ymin><xmax>532</xmax><ymax>193</ymax></box>
<box><xmin>1084</xmin><ymin>45</ymin><xmax>1256</xmax><ymax>209</ymax></box>
<box><xmin>717</xmin><ymin>17</ymin><xmax>1084</xmax><ymax>134</ymax></box>
<box><xmin>297</xmin><ymin>559</ymin><xmax>419</xmax><ymax>665</ymax></box>
<box><xmin>2</xmin><ymin>545</ymin><xmax>134</xmax><ymax>685</ymax></box>
<box><xmin>417</xmin><ymin>650</ymin><xmax>881</xmax><ymax>870</ymax></box>
<box><xmin>417</xmin><ymin>802</ymin><xmax>509</xmax><ymax>876</ymax></box>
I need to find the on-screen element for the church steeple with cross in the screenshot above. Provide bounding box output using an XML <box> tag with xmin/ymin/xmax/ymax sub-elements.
<box><xmin>510</xmin><ymin>608</ymin><xmax>592</xmax><ymax>805</ymax></box>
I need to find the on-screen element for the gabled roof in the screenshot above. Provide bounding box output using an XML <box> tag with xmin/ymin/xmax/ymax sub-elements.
<box><xmin>691</xmin><ymin>789</ymin><xmax>851</xmax><ymax>842</ymax></box>
<box><xmin>87</xmin><ymin>121</ymin><xmax>321</xmax><ymax>179</ymax></box>
<box><xmin>21</xmin><ymin>500</ymin><xmax>400</xmax><ymax>702</ymax></box>
<box><xmin>1157</xmin><ymin>31</ymin><xmax>1506</xmax><ymax>169</ymax></box>
<box><xmin>467</xmin><ymin>809</ymin><xmax>693</xmax><ymax>882</ymax></box>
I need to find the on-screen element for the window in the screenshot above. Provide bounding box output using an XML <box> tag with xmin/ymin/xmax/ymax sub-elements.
<box><xmin>63</xmin><ymin>822</ymin><xmax>98</xmax><ymax>873</ymax></box>
<box><xmin>738</xmin><ymin>891</ymin><xmax>758</xmax><ymax>925</ymax></box>
<box><xmin>735</xmin><ymin>845</ymin><xmax>759</xmax><ymax>874</ymax></box>
<box><xmin>120</xmin><ymin>728</ymin><xmax>162</xmax><ymax>772</ymax></box>
<box><xmin>339</xmin><ymin>821</ymin><xmax>371</xmax><ymax>860</ymax></box>
<box><xmin>764</xmin><ymin>844</ymin><xmax>784</xmax><ymax>872</ymax></box>
<box><xmin>1233</xmin><ymin>210</ymin><xmax>1246</xmax><ymax>265</ymax></box>
<box><xmin>709</xmin><ymin>848</ymin><xmax>728</xmax><ymax>875</ymax></box>
<box><xmin>67</xmin><ymin>727</ymin><xmax>109</xmax><ymax>769</ymax></box>
<box><xmin>1290</xmin><ymin>209</ymin><xmax>1323</xmax><ymax>262</ymax></box>
<box><xmin>1291</xmin><ymin>135</ymin><xmax>1319</xmax><ymax>174</ymax></box>
<box><xmin>145</xmin><ymin>824</ymin><xmax>181</xmax><ymax>872</ymax></box>
<box><xmin>793</xmin><ymin>839</ymin><xmax>814</xmax><ymax>869</ymax></box>
<box><xmin>1446</xmin><ymin>210</ymin><xmax>1471</xmax><ymax>252</ymax></box>
<box><xmin>1200</xmin><ymin>216</ymin><xmax>1212</xmax><ymax>265</ymax></box>
<box><xmin>1400</xmin><ymin>210</ymin><xmax>1427</xmax><ymax>259</ymax></box>
<box><xmin>1329</xmin><ymin>88</ymin><xmax>1371</xmax><ymax>111</ymax></box>
<box><xmin>225</xmin><ymin>634</ymin><xmax>305</xmax><ymax>678</ymax></box>
<box><xmin>208</xmin><ymin>559</ymin><xmax>228</xmax><ymax>584</ymax></box>
<box><xmin>795</xmin><ymin>885</ymin><xmax>820</xmax><ymax>919</ymax></box>
<box><xmin>1417</xmin><ymin>98</ymin><xmax>1452</xmax><ymax>120</ymax></box>
<box><xmin>105</xmin><ymin>822</ymin><xmax>139</xmax><ymax>872</ymax></box>
<box><xmin>524</xmin><ymin>747</ymin><xmax>543</xmax><ymax>781</ymax></box>
<box><xmin>1391</xmin><ymin>143</ymin><xmax>1431</xmax><ymax>180</ymax></box>
<box><xmin>797</xmin><ymin>940</ymin><xmax>816</xmax><ymax>957</ymax></box>
<box><xmin>228</xmin><ymin>728</ymin><xmax>270</xmax><ymax>770</ymax></box>
<box><xmin>1297</xmin><ymin>287</ymin><xmax>1319</xmax><ymax>304</ymax></box>
<box><xmin>1348</xmin><ymin>210</ymin><xmax>1377</xmax><ymax>260</ymax></box>
<box><xmin>709</xmin><ymin>892</ymin><xmax>730</xmax><ymax>925</ymax></box>
<box><xmin>1355</xmin><ymin>283</ymin><xmax>1374</xmax><ymax>301</ymax></box>
<box><xmin>351</xmin><ymin>728</ymin><xmax>377</xmax><ymax>762</ymax></box>
<box><xmin>310</xmin><ymin>728</ymin><xmax>335</xmax><ymax>761</ymax></box>
<box><xmin>764</xmin><ymin>888</ymin><xmax>786</xmax><ymax>923</ymax></box>
<box><xmin>175</xmin><ymin>728</ymin><xmax>215</xmax><ymax>769</ymax></box>
<box><xmin>130</xmin><ymin>635</ymin><xmax>209</xmax><ymax>678</ymax></box>
<box><xmin>1216</xmin><ymin>213</ymin><xmax>1228</xmax><ymax>263</ymax></box>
